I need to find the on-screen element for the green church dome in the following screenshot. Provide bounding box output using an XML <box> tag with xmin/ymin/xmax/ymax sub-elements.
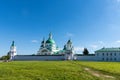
<box><xmin>46</xmin><ymin>39</ymin><xmax>55</xmax><ymax>44</ymax></box>
<box><xmin>46</xmin><ymin>33</ymin><xmax>55</xmax><ymax>44</ymax></box>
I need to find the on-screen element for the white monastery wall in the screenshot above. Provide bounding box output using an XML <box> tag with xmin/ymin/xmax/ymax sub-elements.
<box><xmin>77</xmin><ymin>56</ymin><xmax>97</xmax><ymax>61</ymax></box>
<box><xmin>14</xmin><ymin>55</ymin><xmax>65</xmax><ymax>61</ymax></box>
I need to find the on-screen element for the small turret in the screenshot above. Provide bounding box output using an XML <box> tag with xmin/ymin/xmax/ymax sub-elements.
<box><xmin>67</xmin><ymin>39</ymin><xmax>72</xmax><ymax>44</ymax></box>
<box><xmin>49</xmin><ymin>32</ymin><xmax>52</xmax><ymax>39</ymax></box>
<box><xmin>63</xmin><ymin>45</ymin><xmax>67</xmax><ymax>50</ymax></box>
<box><xmin>66</xmin><ymin>39</ymin><xmax>73</xmax><ymax>50</ymax></box>
<box><xmin>11</xmin><ymin>41</ymin><xmax>15</xmax><ymax>47</ymax></box>
<box><xmin>41</xmin><ymin>38</ymin><xmax>46</xmax><ymax>48</ymax></box>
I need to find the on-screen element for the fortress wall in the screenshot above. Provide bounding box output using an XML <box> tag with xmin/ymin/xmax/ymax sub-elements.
<box><xmin>13</xmin><ymin>55</ymin><xmax>65</xmax><ymax>61</ymax></box>
<box><xmin>77</xmin><ymin>56</ymin><xmax>98</xmax><ymax>61</ymax></box>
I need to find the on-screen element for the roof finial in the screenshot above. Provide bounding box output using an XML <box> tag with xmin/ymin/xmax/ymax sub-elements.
<box><xmin>49</xmin><ymin>32</ymin><xmax>52</xmax><ymax>39</ymax></box>
<box><xmin>11</xmin><ymin>41</ymin><xmax>15</xmax><ymax>47</ymax></box>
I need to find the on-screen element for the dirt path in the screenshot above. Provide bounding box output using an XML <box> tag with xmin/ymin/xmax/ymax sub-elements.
<box><xmin>84</xmin><ymin>67</ymin><xmax>115</xmax><ymax>79</ymax></box>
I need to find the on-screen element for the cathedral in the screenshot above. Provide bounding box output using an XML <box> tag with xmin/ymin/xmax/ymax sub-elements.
<box><xmin>37</xmin><ymin>33</ymin><xmax>74</xmax><ymax>56</ymax></box>
<box><xmin>37</xmin><ymin>33</ymin><xmax>60</xmax><ymax>55</ymax></box>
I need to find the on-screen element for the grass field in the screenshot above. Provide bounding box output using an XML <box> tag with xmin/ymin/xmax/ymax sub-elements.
<box><xmin>0</xmin><ymin>61</ymin><xmax>119</xmax><ymax>80</ymax></box>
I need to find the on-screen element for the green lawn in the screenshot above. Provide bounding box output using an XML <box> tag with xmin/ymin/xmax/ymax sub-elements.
<box><xmin>0</xmin><ymin>61</ymin><xmax>119</xmax><ymax>80</ymax></box>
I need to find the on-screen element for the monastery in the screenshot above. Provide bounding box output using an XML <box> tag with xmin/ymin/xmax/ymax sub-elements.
<box><xmin>8</xmin><ymin>33</ymin><xmax>120</xmax><ymax>61</ymax></box>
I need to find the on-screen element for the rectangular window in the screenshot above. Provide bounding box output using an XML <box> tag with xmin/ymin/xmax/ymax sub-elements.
<box><xmin>114</xmin><ymin>53</ymin><xmax>116</xmax><ymax>56</ymax></box>
<box><xmin>102</xmin><ymin>58</ymin><xmax>104</xmax><ymax>61</ymax></box>
<box><xmin>106</xmin><ymin>58</ymin><xmax>108</xmax><ymax>61</ymax></box>
<box><xmin>107</xmin><ymin>53</ymin><xmax>108</xmax><ymax>56</ymax></box>
<box><xmin>102</xmin><ymin>53</ymin><xmax>104</xmax><ymax>56</ymax></box>
<box><xmin>110</xmin><ymin>53</ymin><xmax>112</xmax><ymax>56</ymax></box>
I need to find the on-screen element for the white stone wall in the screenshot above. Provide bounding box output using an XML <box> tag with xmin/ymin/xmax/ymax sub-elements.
<box><xmin>77</xmin><ymin>56</ymin><xmax>97</xmax><ymax>61</ymax></box>
<box><xmin>14</xmin><ymin>55</ymin><xmax>65</xmax><ymax>61</ymax></box>
<box><xmin>13</xmin><ymin>53</ymin><xmax>120</xmax><ymax>61</ymax></box>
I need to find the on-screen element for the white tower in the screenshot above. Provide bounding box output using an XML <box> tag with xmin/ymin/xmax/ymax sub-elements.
<box><xmin>64</xmin><ymin>39</ymin><xmax>75</xmax><ymax>60</ymax></box>
<box><xmin>9</xmin><ymin>41</ymin><xmax>17</xmax><ymax>60</ymax></box>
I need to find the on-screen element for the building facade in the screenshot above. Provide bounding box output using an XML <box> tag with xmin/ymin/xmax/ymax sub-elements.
<box><xmin>95</xmin><ymin>47</ymin><xmax>120</xmax><ymax>61</ymax></box>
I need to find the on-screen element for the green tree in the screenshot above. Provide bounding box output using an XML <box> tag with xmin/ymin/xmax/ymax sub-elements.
<box><xmin>1</xmin><ymin>52</ymin><xmax>10</xmax><ymax>61</ymax></box>
<box><xmin>83</xmin><ymin>48</ymin><xmax>89</xmax><ymax>55</ymax></box>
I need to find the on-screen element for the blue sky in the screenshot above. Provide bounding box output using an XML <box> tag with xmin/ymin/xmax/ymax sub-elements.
<box><xmin>0</xmin><ymin>0</ymin><xmax>120</xmax><ymax>56</ymax></box>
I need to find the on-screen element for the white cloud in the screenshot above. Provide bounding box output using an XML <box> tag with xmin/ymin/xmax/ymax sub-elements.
<box><xmin>31</xmin><ymin>40</ymin><xmax>38</xmax><ymax>43</ymax></box>
<box><xmin>74</xmin><ymin>47</ymin><xmax>84</xmax><ymax>52</ymax></box>
<box><xmin>90</xmin><ymin>45</ymin><xmax>98</xmax><ymax>49</ymax></box>
<box><xmin>117</xmin><ymin>0</ymin><xmax>120</xmax><ymax>2</ymax></box>
<box><xmin>98</xmin><ymin>41</ymin><xmax>104</xmax><ymax>44</ymax></box>
<box><xmin>115</xmin><ymin>40</ymin><xmax>120</xmax><ymax>43</ymax></box>
<box><xmin>66</xmin><ymin>32</ymin><xmax>74</xmax><ymax>37</ymax></box>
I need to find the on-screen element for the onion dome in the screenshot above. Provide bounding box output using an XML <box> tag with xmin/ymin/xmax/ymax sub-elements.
<box><xmin>46</xmin><ymin>33</ymin><xmax>55</xmax><ymax>44</ymax></box>
<box><xmin>63</xmin><ymin>45</ymin><xmax>67</xmax><ymax>50</ymax></box>
<box><xmin>67</xmin><ymin>39</ymin><xmax>72</xmax><ymax>44</ymax></box>
<box><xmin>11</xmin><ymin>41</ymin><xmax>15</xmax><ymax>47</ymax></box>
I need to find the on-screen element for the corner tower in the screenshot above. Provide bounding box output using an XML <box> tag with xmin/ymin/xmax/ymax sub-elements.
<box><xmin>8</xmin><ymin>41</ymin><xmax>17</xmax><ymax>60</ymax></box>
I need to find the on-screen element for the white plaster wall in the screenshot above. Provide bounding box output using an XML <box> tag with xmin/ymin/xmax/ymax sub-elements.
<box><xmin>14</xmin><ymin>55</ymin><xmax>65</xmax><ymax>61</ymax></box>
<box><xmin>77</xmin><ymin>56</ymin><xmax>97</xmax><ymax>61</ymax></box>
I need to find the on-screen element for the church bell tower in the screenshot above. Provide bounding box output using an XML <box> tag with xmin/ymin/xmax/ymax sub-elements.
<box><xmin>8</xmin><ymin>41</ymin><xmax>17</xmax><ymax>60</ymax></box>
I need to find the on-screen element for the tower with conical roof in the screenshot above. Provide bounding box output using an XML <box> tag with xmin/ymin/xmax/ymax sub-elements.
<box><xmin>8</xmin><ymin>41</ymin><xmax>17</xmax><ymax>60</ymax></box>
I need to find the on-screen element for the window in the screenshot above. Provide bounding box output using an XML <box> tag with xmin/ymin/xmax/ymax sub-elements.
<box><xmin>106</xmin><ymin>58</ymin><xmax>108</xmax><ymax>61</ymax></box>
<box><xmin>110</xmin><ymin>53</ymin><xmax>112</xmax><ymax>56</ymax></box>
<box><xmin>114</xmin><ymin>53</ymin><xmax>116</xmax><ymax>56</ymax></box>
<box><xmin>102</xmin><ymin>53</ymin><xmax>104</xmax><ymax>56</ymax></box>
<box><xmin>110</xmin><ymin>58</ymin><xmax>112</xmax><ymax>61</ymax></box>
<box><xmin>114</xmin><ymin>58</ymin><xmax>116</xmax><ymax>61</ymax></box>
<box><xmin>106</xmin><ymin>53</ymin><xmax>108</xmax><ymax>56</ymax></box>
<box><xmin>102</xmin><ymin>58</ymin><xmax>104</xmax><ymax>61</ymax></box>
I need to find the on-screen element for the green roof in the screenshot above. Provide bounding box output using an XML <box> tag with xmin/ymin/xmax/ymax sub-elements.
<box><xmin>46</xmin><ymin>39</ymin><xmax>55</xmax><ymax>44</ymax></box>
<box><xmin>95</xmin><ymin>47</ymin><xmax>120</xmax><ymax>52</ymax></box>
<box><xmin>11</xmin><ymin>41</ymin><xmax>15</xmax><ymax>47</ymax></box>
